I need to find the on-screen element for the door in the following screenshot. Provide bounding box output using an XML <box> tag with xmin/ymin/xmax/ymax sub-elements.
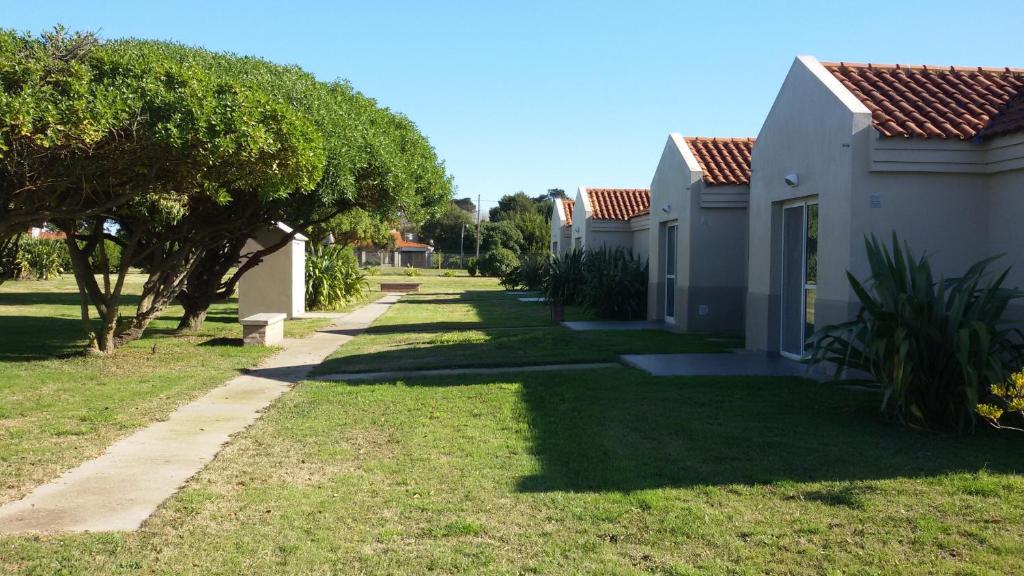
<box><xmin>780</xmin><ymin>201</ymin><xmax>818</xmax><ymax>358</ymax></box>
<box><xmin>664</xmin><ymin>223</ymin><xmax>677</xmax><ymax>322</ymax></box>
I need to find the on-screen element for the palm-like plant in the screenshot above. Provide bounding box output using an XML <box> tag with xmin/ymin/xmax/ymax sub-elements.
<box><xmin>544</xmin><ymin>248</ymin><xmax>585</xmax><ymax>306</ymax></box>
<box><xmin>305</xmin><ymin>245</ymin><xmax>368</xmax><ymax>310</ymax></box>
<box><xmin>809</xmin><ymin>233</ymin><xmax>1024</xmax><ymax>434</ymax></box>
<box><xmin>580</xmin><ymin>246</ymin><xmax>648</xmax><ymax>320</ymax></box>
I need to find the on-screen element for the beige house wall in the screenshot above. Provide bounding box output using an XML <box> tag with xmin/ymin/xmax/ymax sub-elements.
<box><xmin>549</xmin><ymin>199</ymin><xmax>572</xmax><ymax>255</ymax></box>
<box><xmin>647</xmin><ymin>134</ymin><xmax>749</xmax><ymax>332</ymax></box>
<box><xmin>571</xmin><ymin>187</ymin><xmax>643</xmax><ymax>255</ymax></box>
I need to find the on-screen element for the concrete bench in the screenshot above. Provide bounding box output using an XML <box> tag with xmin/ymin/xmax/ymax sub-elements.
<box><xmin>379</xmin><ymin>282</ymin><xmax>421</xmax><ymax>293</ymax></box>
<box><xmin>240</xmin><ymin>313</ymin><xmax>286</xmax><ymax>346</ymax></box>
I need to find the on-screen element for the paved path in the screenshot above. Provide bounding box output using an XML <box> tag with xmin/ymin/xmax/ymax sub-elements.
<box><xmin>620</xmin><ymin>351</ymin><xmax>828</xmax><ymax>379</ymax></box>
<box><xmin>316</xmin><ymin>362</ymin><xmax>620</xmax><ymax>382</ymax></box>
<box><xmin>0</xmin><ymin>294</ymin><xmax>401</xmax><ymax>535</ymax></box>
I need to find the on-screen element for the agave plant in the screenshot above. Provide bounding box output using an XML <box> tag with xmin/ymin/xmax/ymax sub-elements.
<box><xmin>580</xmin><ymin>246</ymin><xmax>649</xmax><ymax>320</ymax></box>
<box><xmin>305</xmin><ymin>245</ymin><xmax>368</xmax><ymax>310</ymax></box>
<box><xmin>809</xmin><ymin>233</ymin><xmax>1024</xmax><ymax>434</ymax></box>
<box><xmin>516</xmin><ymin>253</ymin><xmax>550</xmax><ymax>291</ymax></box>
<box><xmin>544</xmin><ymin>248</ymin><xmax>586</xmax><ymax>306</ymax></box>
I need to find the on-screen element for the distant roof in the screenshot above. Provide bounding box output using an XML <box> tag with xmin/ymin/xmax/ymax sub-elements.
<box><xmin>583</xmin><ymin>188</ymin><xmax>650</xmax><ymax>221</ymax></box>
<box><xmin>684</xmin><ymin>137</ymin><xmax>755</xmax><ymax>186</ymax></box>
<box><xmin>822</xmin><ymin>61</ymin><xmax>1024</xmax><ymax>140</ymax></box>
<box><xmin>390</xmin><ymin>230</ymin><xmax>430</xmax><ymax>251</ymax></box>
<box><xmin>561</xmin><ymin>199</ymin><xmax>575</xmax><ymax>226</ymax></box>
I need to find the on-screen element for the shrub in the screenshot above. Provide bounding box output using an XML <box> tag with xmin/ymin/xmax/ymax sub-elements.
<box><xmin>18</xmin><ymin>238</ymin><xmax>68</xmax><ymax>280</ymax></box>
<box><xmin>977</xmin><ymin>370</ymin><xmax>1024</xmax><ymax>431</ymax></box>
<box><xmin>544</xmin><ymin>248</ymin><xmax>586</xmax><ymax>306</ymax></box>
<box><xmin>809</xmin><ymin>234</ymin><xmax>1024</xmax><ymax>434</ymax></box>
<box><xmin>580</xmin><ymin>247</ymin><xmax>648</xmax><ymax>319</ymax></box>
<box><xmin>403</xmin><ymin>265</ymin><xmax>420</xmax><ymax>277</ymax></box>
<box><xmin>467</xmin><ymin>257</ymin><xmax>479</xmax><ymax>277</ymax></box>
<box><xmin>365</xmin><ymin>266</ymin><xmax>381</xmax><ymax>276</ymax></box>
<box><xmin>516</xmin><ymin>253</ymin><xmax>549</xmax><ymax>291</ymax></box>
<box><xmin>0</xmin><ymin>235</ymin><xmax>22</xmax><ymax>282</ymax></box>
<box><xmin>442</xmin><ymin>269</ymin><xmax>456</xmax><ymax>278</ymax></box>
<box><xmin>478</xmin><ymin>248</ymin><xmax>519</xmax><ymax>284</ymax></box>
<box><xmin>89</xmin><ymin>239</ymin><xmax>122</xmax><ymax>274</ymax></box>
<box><xmin>305</xmin><ymin>245</ymin><xmax>368</xmax><ymax>310</ymax></box>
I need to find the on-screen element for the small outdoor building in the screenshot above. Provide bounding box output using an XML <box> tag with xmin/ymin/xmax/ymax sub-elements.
<box><xmin>570</xmin><ymin>187</ymin><xmax>650</xmax><ymax>260</ymax></box>
<box><xmin>646</xmin><ymin>135</ymin><xmax>754</xmax><ymax>332</ymax></box>
<box><xmin>549</xmin><ymin>198</ymin><xmax>574</xmax><ymax>255</ymax></box>
<box><xmin>746</xmin><ymin>56</ymin><xmax>1024</xmax><ymax>358</ymax></box>
<box><xmin>357</xmin><ymin>230</ymin><xmax>435</xmax><ymax>268</ymax></box>
<box><xmin>238</xmin><ymin>222</ymin><xmax>307</xmax><ymax>320</ymax></box>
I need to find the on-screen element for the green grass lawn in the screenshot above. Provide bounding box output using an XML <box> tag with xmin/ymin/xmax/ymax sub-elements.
<box><xmin>316</xmin><ymin>286</ymin><xmax>739</xmax><ymax>374</ymax></box>
<box><xmin>2</xmin><ymin>273</ymin><xmax>1023</xmax><ymax>575</ymax></box>
<box><xmin>0</xmin><ymin>275</ymin><xmax>334</xmax><ymax>504</ymax></box>
<box><xmin>3</xmin><ymin>369</ymin><xmax>1022</xmax><ymax>574</ymax></box>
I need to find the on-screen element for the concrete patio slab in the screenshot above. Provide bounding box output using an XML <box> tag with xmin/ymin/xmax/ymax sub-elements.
<box><xmin>0</xmin><ymin>294</ymin><xmax>401</xmax><ymax>535</ymax></box>
<box><xmin>316</xmin><ymin>362</ymin><xmax>619</xmax><ymax>382</ymax></box>
<box><xmin>517</xmin><ymin>297</ymin><xmax>547</xmax><ymax>303</ymax></box>
<box><xmin>620</xmin><ymin>351</ymin><xmax>828</xmax><ymax>380</ymax></box>
<box><xmin>562</xmin><ymin>320</ymin><xmax>666</xmax><ymax>331</ymax></box>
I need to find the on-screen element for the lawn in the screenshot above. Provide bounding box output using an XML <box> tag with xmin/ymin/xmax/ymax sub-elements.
<box><xmin>3</xmin><ymin>369</ymin><xmax>1022</xmax><ymax>574</ymax></box>
<box><xmin>316</xmin><ymin>286</ymin><xmax>740</xmax><ymax>374</ymax></box>
<box><xmin>0</xmin><ymin>274</ymin><xmax>335</xmax><ymax>504</ymax></box>
<box><xmin>2</xmin><ymin>274</ymin><xmax>1023</xmax><ymax>575</ymax></box>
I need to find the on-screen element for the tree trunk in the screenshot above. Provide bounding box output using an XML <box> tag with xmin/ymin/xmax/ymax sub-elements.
<box><xmin>176</xmin><ymin>303</ymin><xmax>208</xmax><ymax>333</ymax></box>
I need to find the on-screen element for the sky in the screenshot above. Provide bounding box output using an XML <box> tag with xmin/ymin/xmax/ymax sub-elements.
<box><xmin>4</xmin><ymin>0</ymin><xmax>1023</xmax><ymax>210</ymax></box>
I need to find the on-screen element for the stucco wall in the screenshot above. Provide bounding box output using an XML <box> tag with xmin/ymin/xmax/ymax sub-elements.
<box><xmin>238</xmin><ymin>227</ymin><xmax>306</xmax><ymax>321</ymax></box>
<box><xmin>988</xmin><ymin>167</ymin><xmax>1024</xmax><ymax>322</ymax></box>
<box><xmin>746</xmin><ymin>56</ymin><xmax>871</xmax><ymax>352</ymax></box>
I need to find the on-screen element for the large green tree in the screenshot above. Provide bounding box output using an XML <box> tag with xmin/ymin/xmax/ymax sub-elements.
<box><xmin>419</xmin><ymin>201</ymin><xmax>475</xmax><ymax>253</ymax></box>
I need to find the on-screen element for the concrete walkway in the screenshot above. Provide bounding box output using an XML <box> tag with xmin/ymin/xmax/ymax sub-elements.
<box><xmin>621</xmin><ymin>351</ymin><xmax>828</xmax><ymax>380</ymax></box>
<box><xmin>316</xmin><ymin>362</ymin><xmax>619</xmax><ymax>382</ymax></box>
<box><xmin>562</xmin><ymin>320</ymin><xmax>666</xmax><ymax>331</ymax></box>
<box><xmin>0</xmin><ymin>294</ymin><xmax>401</xmax><ymax>534</ymax></box>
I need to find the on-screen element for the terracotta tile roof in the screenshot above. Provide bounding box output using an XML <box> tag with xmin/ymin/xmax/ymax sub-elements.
<box><xmin>684</xmin><ymin>137</ymin><xmax>755</xmax><ymax>185</ymax></box>
<box><xmin>823</xmin><ymin>61</ymin><xmax>1024</xmax><ymax>140</ymax></box>
<box><xmin>978</xmin><ymin>94</ymin><xmax>1024</xmax><ymax>140</ymax></box>
<box><xmin>584</xmin><ymin>188</ymin><xmax>650</xmax><ymax>221</ymax></box>
<box><xmin>561</xmin><ymin>199</ymin><xmax>575</xmax><ymax>226</ymax></box>
<box><xmin>390</xmin><ymin>230</ymin><xmax>430</xmax><ymax>250</ymax></box>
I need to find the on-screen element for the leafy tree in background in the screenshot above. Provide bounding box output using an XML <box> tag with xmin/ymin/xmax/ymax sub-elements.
<box><xmin>453</xmin><ymin>197</ymin><xmax>476</xmax><ymax>214</ymax></box>
<box><xmin>481</xmin><ymin>220</ymin><xmax>524</xmax><ymax>254</ymax></box>
<box><xmin>419</xmin><ymin>202</ymin><xmax>475</xmax><ymax>253</ymax></box>
<box><xmin>487</xmin><ymin>191</ymin><xmax>551</xmax><ymax>254</ymax></box>
<box><xmin>308</xmin><ymin>208</ymin><xmax>391</xmax><ymax>247</ymax></box>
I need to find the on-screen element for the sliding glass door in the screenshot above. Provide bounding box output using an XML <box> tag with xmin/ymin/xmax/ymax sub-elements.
<box><xmin>664</xmin><ymin>223</ymin><xmax>677</xmax><ymax>322</ymax></box>
<box><xmin>780</xmin><ymin>200</ymin><xmax>818</xmax><ymax>358</ymax></box>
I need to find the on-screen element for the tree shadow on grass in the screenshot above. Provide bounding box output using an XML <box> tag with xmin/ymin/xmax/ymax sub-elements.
<box><xmin>361</xmin><ymin>367</ymin><xmax>1024</xmax><ymax>491</ymax></box>
<box><xmin>0</xmin><ymin>315</ymin><xmax>91</xmax><ymax>360</ymax></box>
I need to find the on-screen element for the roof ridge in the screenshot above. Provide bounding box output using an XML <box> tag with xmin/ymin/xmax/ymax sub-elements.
<box><xmin>822</xmin><ymin>61</ymin><xmax>1024</xmax><ymax>74</ymax></box>
<box><xmin>684</xmin><ymin>136</ymin><xmax>757</xmax><ymax>143</ymax></box>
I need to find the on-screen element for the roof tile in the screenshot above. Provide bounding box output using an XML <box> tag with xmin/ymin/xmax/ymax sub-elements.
<box><xmin>823</xmin><ymin>61</ymin><xmax>1024</xmax><ymax>140</ymax></box>
<box><xmin>684</xmin><ymin>137</ymin><xmax>756</xmax><ymax>185</ymax></box>
<box><xmin>584</xmin><ymin>188</ymin><xmax>650</xmax><ymax>221</ymax></box>
<box><xmin>561</xmin><ymin>199</ymin><xmax>575</xmax><ymax>226</ymax></box>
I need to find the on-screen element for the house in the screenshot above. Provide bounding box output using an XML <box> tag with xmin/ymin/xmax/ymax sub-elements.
<box><xmin>549</xmin><ymin>198</ymin><xmax>574</xmax><ymax>255</ymax></box>
<box><xmin>570</xmin><ymin>187</ymin><xmax>650</xmax><ymax>260</ymax></box>
<box><xmin>646</xmin><ymin>135</ymin><xmax>754</xmax><ymax>332</ymax></box>
<box><xmin>357</xmin><ymin>230</ymin><xmax>434</xmax><ymax>268</ymax></box>
<box><xmin>746</xmin><ymin>56</ymin><xmax>1024</xmax><ymax>358</ymax></box>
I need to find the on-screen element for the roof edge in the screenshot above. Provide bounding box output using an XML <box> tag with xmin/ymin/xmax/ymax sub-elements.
<box><xmin>670</xmin><ymin>133</ymin><xmax>703</xmax><ymax>179</ymax></box>
<box><xmin>796</xmin><ymin>55</ymin><xmax>872</xmax><ymax>116</ymax></box>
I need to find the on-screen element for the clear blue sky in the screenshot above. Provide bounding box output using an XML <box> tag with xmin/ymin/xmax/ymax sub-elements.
<box><xmin>4</xmin><ymin>0</ymin><xmax>1022</xmax><ymax>209</ymax></box>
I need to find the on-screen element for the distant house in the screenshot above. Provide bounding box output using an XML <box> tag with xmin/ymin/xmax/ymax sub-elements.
<box><xmin>27</xmin><ymin>227</ymin><xmax>66</xmax><ymax>240</ymax></box>
<box><xmin>357</xmin><ymin>230</ymin><xmax>434</xmax><ymax>268</ymax></box>
<box><xmin>747</xmin><ymin>56</ymin><xmax>1024</xmax><ymax>358</ymax></box>
<box><xmin>570</xmin><ymin>187</ymin><xmax>650</xmax><ymax>260</ymax></box>
<box><xmin>646</xmin><ymin>135</ymin><xmax>754</xmax><ymax>332</ymax></box>
<box><xmin>549</xmin><ymin>198</ymin><xmax>574</xmax><ymax>255</ymax></box>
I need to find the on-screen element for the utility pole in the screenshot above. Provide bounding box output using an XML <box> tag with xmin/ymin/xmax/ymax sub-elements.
<box><xmin>475</xmin><ymin>194</ymin><xmax>481</xmax><ymax>259</ymax></box>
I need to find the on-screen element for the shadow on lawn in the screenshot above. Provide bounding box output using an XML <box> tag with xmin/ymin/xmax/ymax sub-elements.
<box><xmin>380</xmin><ymin>367</ymin><xmax>1024</xmax><ymax>491</ymax></box>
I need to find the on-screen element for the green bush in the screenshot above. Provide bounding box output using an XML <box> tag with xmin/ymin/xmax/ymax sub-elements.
<box><xmin>544</xmin><ymin>248</ymin><xmax>586</xmax><ymax>306</ymax></box>
<box><xmin>305</xmin><ymin>245</ymin><xmax>368</xmax><ymax>310</ymax></box>
<box><xmin>365</xmin><ymin>266</ymin><xmax>381</xmax><ymax>276</ymax></box>
<box><xmin>467</xmin><ymin>257</ymin><xmax>479</xmax><ymax>277</ymax></box>
<box><xmin>442</xmin><ymin>269</ymin><xmax>456</xmax><ymax>278</ymax></box>
<box><xmin>0</xmin><ymin>235</ymin><xmax>22</xmax><ymax>282</ymax></box>
<box><xmin>809</xmin><ymin>234</ymin><xmax>1024</xmax><ymax>434</ymax></box>
<box><xmin>580</xmin><ymin>246</ymin><xmax>648</xmax><ymax>320</ymax></box>
<box><xmin>479</xmin><ymin>248</ymin><xmax>520</xmax><ymax>285</ymax></box>
<box><xmin>89</xmin><ymin>239</ymin><xmax>122</xmax><ymax>274</ymax></box>
<box><xmin>403</xmin><ymin>265</ymin><xmax>420</xmax><ymax>277</ymax></box>
<box><xmin>18</xmin><ymin>238</ymin><xmax>68</xmax><ymax>280</ymax></box>
<box><xmin>515</xmin><ymin>253</ymin><xmax>549</xmax><ymax>291</ymax></box>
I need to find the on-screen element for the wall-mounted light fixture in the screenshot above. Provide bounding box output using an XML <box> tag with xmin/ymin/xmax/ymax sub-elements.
<box><xmin>785</xmin><ymin>173</ymin><xmax>799</xmax><ymax>187</ymax></box>
<box><xmin>661</xmin><ymin>204</ymin><xmax>672</xmax><ymax>213</ymax></box>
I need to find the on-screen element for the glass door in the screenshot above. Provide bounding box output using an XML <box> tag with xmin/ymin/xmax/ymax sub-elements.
<box><xmin>780</xmin><ymin>201</ymin><xmax>818</xmax><ymax>358</ymax></box>
<box><xmin>664</xmin><ymin>223</ymin><xmax>677</xmax><ymax>322</ymax></box>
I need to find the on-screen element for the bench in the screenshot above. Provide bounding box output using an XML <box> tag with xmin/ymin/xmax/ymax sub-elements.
<box><xmin>240</xmin><ymin>313</ymin><xmax>286</xmax><ymax>346</ymax></box>
<box><xmin>379</xmin><ymin>282</ymin><xmax>421</xmax><ymax>293</ymax></box>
